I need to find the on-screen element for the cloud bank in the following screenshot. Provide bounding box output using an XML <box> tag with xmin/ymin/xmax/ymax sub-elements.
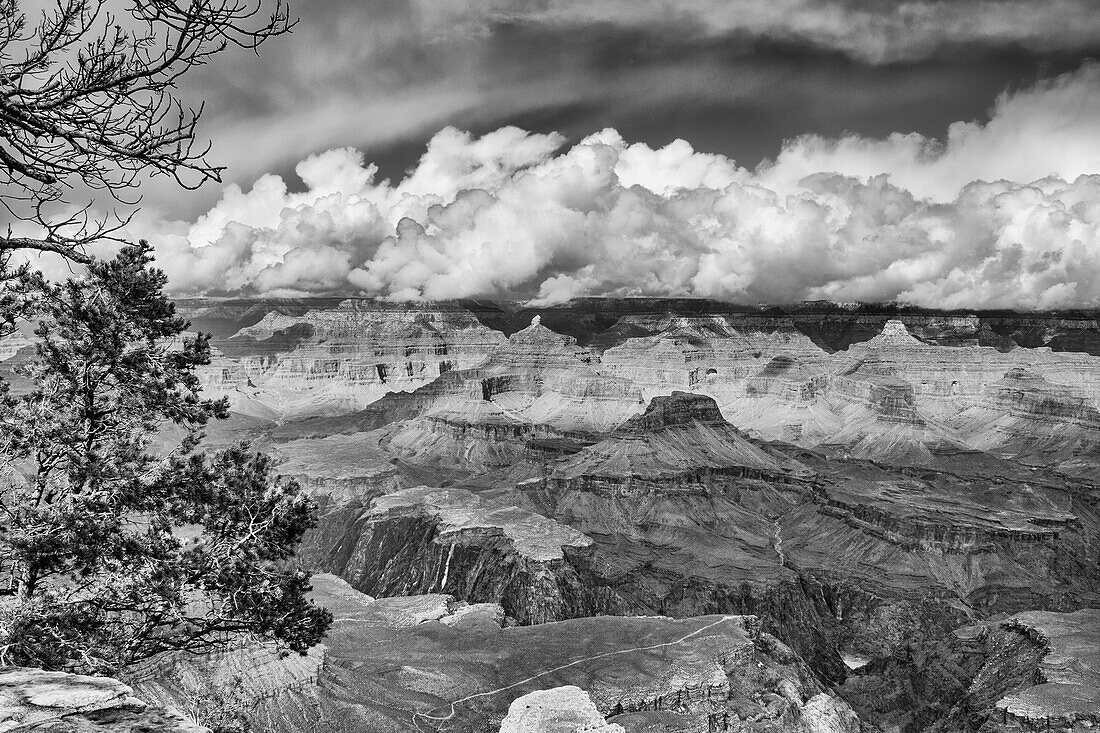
<box><xmin>150</xmin><ymin>0</ymin><xmax>1099</xmax><ymax>223</ymax></box>
<box><xmin>145</xmin><ymin>63</ymin><xmax>1100</xmax><ymax>309</ymax></box>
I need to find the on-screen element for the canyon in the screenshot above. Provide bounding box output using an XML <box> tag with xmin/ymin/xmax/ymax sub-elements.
<box><xmin>7</xmin><ymin>297</ymin><xmax>1100</xmax><ymax>732</ymax></box>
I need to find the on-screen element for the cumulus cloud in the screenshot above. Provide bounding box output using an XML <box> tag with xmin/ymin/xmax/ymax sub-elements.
<box><xmin>760</xmin><ymin>65</ymin><xmax>1100</xmax><ymax>200</ymax></box>
<box><xmin>149</xmin><ymin>0</ymin><xmax>1100</xmax><ymax>223</ymax></box>
<box><xmin>142</xmin><ymin>63</ymin><xmax>1100</xmax><ymax>309</ymax></box>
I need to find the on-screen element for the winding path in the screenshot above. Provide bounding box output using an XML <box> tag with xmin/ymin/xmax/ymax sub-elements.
<box><xmin>411</xmin><ymin>614</ymin><xmax>739</xmax><ymax>731</ymax></box>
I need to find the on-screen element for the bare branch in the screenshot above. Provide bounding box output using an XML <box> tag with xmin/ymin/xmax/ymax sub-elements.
<box><xmin>0</xmin><ymin>0</ymin><xmax>294</xmax><ymax>261</ymax></box>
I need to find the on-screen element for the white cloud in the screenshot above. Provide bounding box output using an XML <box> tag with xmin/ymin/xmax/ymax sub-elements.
<box><xmin>141</xmin><ymin>63</ymin><xmax>1100</xmax><ymax>309</ymax></box>
<box><xmin>760</xmin><ymin>64</ymin><xmax>1100</xmax><ymax>200</ymax></box>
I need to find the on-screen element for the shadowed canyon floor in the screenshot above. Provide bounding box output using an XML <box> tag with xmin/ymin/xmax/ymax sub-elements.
<box><xmin>7</xmin><ymin>298</ymin><xmax>1100</xmax><ymax>732</ymax></box>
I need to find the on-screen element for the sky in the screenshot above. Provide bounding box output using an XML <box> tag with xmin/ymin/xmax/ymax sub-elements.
<box><xmin>116</xmin><ymin>0</ymin><xmax>1100</xmax><ymax>306</ymax></box>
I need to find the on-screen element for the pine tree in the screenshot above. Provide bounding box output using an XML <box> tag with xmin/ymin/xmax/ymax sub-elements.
<box><xmin>0</xmin><ymin>242</ymin><xmax>331</xmax><ymax>674</ymax></box>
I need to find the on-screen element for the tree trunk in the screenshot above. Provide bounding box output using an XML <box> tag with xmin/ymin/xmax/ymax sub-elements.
<box><xmin>16</xmin><ymin>562</ymin><xmax>36</xmax><ymax>602</ymax></box>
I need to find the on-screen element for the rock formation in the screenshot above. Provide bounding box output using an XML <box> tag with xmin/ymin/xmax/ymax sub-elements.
<box><xmin>305</xmin><ymin>486</ymin><xmax>604</xmax><ymax>624</ymax></box>
<box><xmin>190</xmin><ymin>574</ymin><xmax>866</xmax><ymax>733</ymax></box>
<box><xmin>166</xmin><ymin>300</ymin><xmax>1100</xmax><ymax>467</ymax></box>
<box><xmin>10</xmin><ymin>298</ymin><xmax>1100</xmax><ymax>733</ymax></box>
<box><xmin>952</xmin><ymin>368</ymin><xmax>1100</xmax><ymax>475</ymax></box>
<box><xmin>965</xmin><ymin>610</ymin><xmax>1100</xmax><ymax>732</ymax></box>
<box><xmin>498</xmin><ymin>686</ymin><xmax>625</xmax><ymax>733</ymax></box>
<box><xmin>550</xmin><ymin>391</ymin><xmax>813</xmax><ymax>488</ymax></box>
<box><xmin>0</xmin><ymin>667</ymin><xmax>208</xmax><ymax>732</ymax></box>
<box><xmin>841</xmin><ymin>608</ymin><xmax>1100</xmax><ymax>733</ymax></box>
<box><xmin>362</xmin><ymin>316</ymin><xmax>644</xmax><ymax>472</ymax></box>
<box><xmin>194</xmin><ymin>299</ymin><xmax>508</xmax><ymax>421</ymax></box>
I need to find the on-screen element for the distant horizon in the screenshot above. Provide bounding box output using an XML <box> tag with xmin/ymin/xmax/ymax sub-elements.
<box><xmin>173</xmin><ymin>294</ymin><xmax>1100</xmax><ymax>317</ymax></box>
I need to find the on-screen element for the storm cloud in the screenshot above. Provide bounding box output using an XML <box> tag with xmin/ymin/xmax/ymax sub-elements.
<box><xmin>146</xmin><ymin>0</ymin><xmax>1100</xmax><ymax>224</ymax></box>
<box><xmin>139</xmin><ymin>63</ymin><xmax>1100</xmax><ymax>309</ymax></box>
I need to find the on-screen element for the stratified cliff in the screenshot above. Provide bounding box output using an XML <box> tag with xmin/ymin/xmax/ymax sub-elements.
<box><xmin>170</xmin><ymin>297</ymin><xmax>1100</xmax><ymax>469</ymax></box>
<box><xmin>306</xmin><ymin>485</ymin><xmax>608</xmax><ymax>624</ymax></box>
<box><xmin>13</xmin><ymin>297</ymin><xmax>1097</xmax><ymax>733</ymax></box>
<box><xmin>190</xmin><ymin>299</ymin><xmax>508</xmax><ymax>421</ymax></box>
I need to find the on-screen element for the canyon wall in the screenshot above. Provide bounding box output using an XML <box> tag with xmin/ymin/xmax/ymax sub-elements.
<box><xmin>8</xmin><ymin>297</ymin><xmax>1099</xmax><ymax>733</ymax></box>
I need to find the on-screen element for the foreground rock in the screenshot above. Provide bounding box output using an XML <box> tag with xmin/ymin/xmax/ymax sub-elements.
<box><xmin>126</xmin><ymin>640</ymin><xmax>325</xmax><ymax>728</ymax></box>
<box><xmin>499</xmin><ymin>687</ymin><xmax>625</xmax><ymax>733</ymax></box>
<box><xmin>0</xmin><ymin>667</ymin><xmax>207</xmax><ymax>732</ymax></box>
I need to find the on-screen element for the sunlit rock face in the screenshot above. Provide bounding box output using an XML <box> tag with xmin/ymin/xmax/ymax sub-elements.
<box><xmin>745</xmin><ymin>355</ymin><xmax>828</xmax><ymax>402</ymax></box>
<box><xmin>833</xmin><ymin>319</ymin><xmax>1100</xmax><ymax>419</ymax></box>
<box><xmin>815</xmin><ymin>321</ymin><xmax>1100</xmax><ymax>466</ymax></box>
<box><xmin>725</xmin><ymin>356</ymin><xmax>842</xmax><ymax>445</ymax></box>
<box><xmin>976</xmin><ymin>368</ymin><xmax>1100</xmax><ymax>426</ymax></box>
<box><xmin>703</xmin><ymin>318</ymin><xmax>1100</xmax><ymax>463</ymax></box>
<box><xmin>126</xmin><ymin>641</ymin><xmax>325</xmax><ymax>728</ymax></box>
<box><xmin>951</xmin><ymin>368</ymin><xmax>1100</xmax><ymax>473</ymax></box>
<box><xmin>987</xmin><ymin>610</ymin><xmax>1100</xmax><ymax>731</ymax></box>
<box><xmin>550</xmin><ymin>391</ymin><xmax>813</xmax><ymax>489</ymax></box>
<box><xmin>830</xmin><ymin>319</ymin><xmax>1005</xmax><ymax>417</ymax></box>
<box><xmin>822</xmin><ymin>365</ymin><xmax>972</xmax><ymax>463</ymax></box>
<box><xmin>599</xmin><ymin>315</ymin><xmax>828</xmax><ymax>401</ymax></box>
<box><xmin>363</xmin><ymin>317</ymin><xmax>644</xmax><ymax>471</ymax></box>
<box><xmin>160</xmin><ymin>300</ymin><xmax>1100</xmax><ymax>465</ymax></box>
<box><xmin>0</xmin><ymin>322</ymin><xmax>34</xmax><ymax>361</ymax></box>
<box><xmin>468</xmin><ymin>317</ymin><xmax>644</xmax><ymax>433</ymax></box>
<box><xmin>194</xmin><ymin>299</ymin><xmax>508</xmax><ymax>421</ymax></box>
<box><xmin>0</xmin><ymin>668</ymin><xmax>208</xmax><ymax>732</ymax></box>
<box><xmin>273</xmin><ymin>432</ymin><xmax>402</xmax><ymax>506</ymax></box>
<box><xmin>831</xmin><ymin>367</ymin><xmax>928</xmax><ymax>428</ymax></box>
<box><xmin>499</xmin><ymin>686</ymin><xmax>625</xmax><ymax>733</ymax></box>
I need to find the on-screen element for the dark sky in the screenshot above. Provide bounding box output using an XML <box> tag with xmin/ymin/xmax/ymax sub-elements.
<box><xmin>155</xmin><ymin>0</ymin><xmax>1100</xmax><ymax>216</ymax></box>
<box><xmin>361</xmin><ymin>36</ymin><xmax>1092</xmax><ymax>180</ymax></box>
<box><xmin>125</xmin><ymin>0</ymin><xmax>1100</xmax><ymax>309</ymax></box>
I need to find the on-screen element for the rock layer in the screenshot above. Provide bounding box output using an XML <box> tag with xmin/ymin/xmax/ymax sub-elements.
<box><xmin>0</xmin><ymin>667</ymin><xmax>208</xmax><ymax>733</ymax></box>
<box><xmin>144</xmin><ymin>298</ymin><xmax>1100</xmax><ymax>732</ymax></box>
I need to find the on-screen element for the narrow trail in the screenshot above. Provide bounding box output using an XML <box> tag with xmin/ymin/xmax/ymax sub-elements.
<box><xmin>772</xmin><ymin>520</ymin><xmax>786</xmax><ymax>566</ymax></box>
<box><xmin>411</xmin><ymin>614</ymin><xmax>739</xmax><ymax>732</ymax></box>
